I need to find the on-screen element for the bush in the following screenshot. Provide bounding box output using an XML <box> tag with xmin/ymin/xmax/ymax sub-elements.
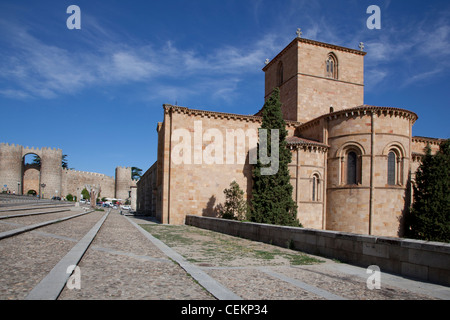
<box><xmin>217</xmin><ymin>181</ymin><xmax>249</xmax><ymax>221</ymax></box>
<box><xmin>66</xmin><ymin>194</ymin><xmax>74</xmax><ymax>202</ymax></box>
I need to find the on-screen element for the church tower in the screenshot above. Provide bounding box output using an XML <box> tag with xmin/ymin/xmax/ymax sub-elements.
<box><xmin>263</xmin><ymin>34</ymin><xmax>366</xmax><ymax>123</ymax></box>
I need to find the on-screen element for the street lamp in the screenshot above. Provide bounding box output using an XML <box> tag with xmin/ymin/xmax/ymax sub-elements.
<box><xmin>40</xmin><ymin>183</ymin><xmax>46</xmax><ymax>199</ymax></box>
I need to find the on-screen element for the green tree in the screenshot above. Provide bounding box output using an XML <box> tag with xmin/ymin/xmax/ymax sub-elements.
<box><xmin>32</xmin><ymin>155</ymin><xmax>41</xmax><ymax>166</ymax></box>
<box><xmin>218</xmin><ymin>181</ymin><xmax>248</xmax><ymax>221</ymax></box>
<box><xmin>66</xmin><ymin>194</ymin><xmax>74</xmax><ymax>202</ymax></box>
<box><xmin>131</xmin><ymin>167</ymin><xmax>142</xmax><ymax>180</ymax></box>
<box><xmin>249</xmin><ymin>88</ymin><xmax>300</xmax><ymax>227</ymax></box>
<box><xmin>81</xmin><ymin>188</ymin><xmax>90</xmax><ymax>200</ymax></box>
<box><xmin>31</xmin><ymin>154</ymin><xmax>71</xmax><ymax>169</ymax></box>
<box><xmin>62</xmin><ymin>154</ymin><xmax>69</xmax><ymax>169</ymax></box>
<box><xmin>405</xmin><ymin>139</ymin><xmax>450</xmax><ymax>242</ymax></box>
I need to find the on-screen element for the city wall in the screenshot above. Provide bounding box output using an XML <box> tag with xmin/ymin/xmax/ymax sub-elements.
<box><xmin>61</xmin><ymin>168</ymin><xmax>116</xmax><ymax>199</ymax></box>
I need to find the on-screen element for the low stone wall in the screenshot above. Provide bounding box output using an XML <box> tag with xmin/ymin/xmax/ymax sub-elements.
<box><xmin>185</xmin><ymin>215</ymin><xmax>450</xmax><ymax>286</ymax></box>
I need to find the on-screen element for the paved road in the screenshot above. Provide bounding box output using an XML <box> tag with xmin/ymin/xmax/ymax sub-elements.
<box><xmin>0</xmin><ymin>204</ymin><xmax>448</xmax><ymax>301</ymax></box>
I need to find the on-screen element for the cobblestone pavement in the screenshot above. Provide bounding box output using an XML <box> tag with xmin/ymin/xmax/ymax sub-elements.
<box><xmin>136</xmin><ymin>221</ymin><xmax>448</xmax><ymax>300</ymax></box>
<box><xmin>0</xmin><ymin>206</ymin><xmax>449</xmax><ymax>301</ymax></box>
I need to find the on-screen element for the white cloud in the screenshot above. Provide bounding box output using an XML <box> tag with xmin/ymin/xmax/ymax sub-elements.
<box><xmin>362</xmin><ymin>13</ymin><xmax>450</xmax><ymax>91</ymax></box>
<box><xmin>0</xmin><ymin>88</ymin><xmax>30</xmax><ymax>100</ymax></box>
<box><xmin>0</xmin><ymin>23</ymin><xmax>278</xmax><ymax>102</ymax></box>
<box><xmin>401</xmin><ymin>68</ymin><xmax>442</xmax><ymax>88</ymax></box>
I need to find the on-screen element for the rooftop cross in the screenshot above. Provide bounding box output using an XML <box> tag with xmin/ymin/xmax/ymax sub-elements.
<box><xmin>296</xmin><ymin>28</ymin><xmax>302</xmax><ymax>38</ymax></box>
<box><xmin>359</xmin><ymin>42</ymin><xmax>365</xmax><ymax>51</ymax></box>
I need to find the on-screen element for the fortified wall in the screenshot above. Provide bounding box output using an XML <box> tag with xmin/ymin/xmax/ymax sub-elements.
<box><xmin>0</xmin><ymin>143</ymin><xmax>138</xmax><ymax>209</ymax></box>
<box><xmin>61</xmin><ymin>168</ymin><xmax>116</xmax><ymax>200</ymax></box>
<box><xmin>0</xmin><ymin>143</ymin><xmax>62</xmax><ymax>198</ymax></box>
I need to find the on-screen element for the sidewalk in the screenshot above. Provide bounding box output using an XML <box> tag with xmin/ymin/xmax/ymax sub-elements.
<box><xmin>58</xmin><ymin>211</ymin><xmax>213</xmax><ymax>300</ymax></box>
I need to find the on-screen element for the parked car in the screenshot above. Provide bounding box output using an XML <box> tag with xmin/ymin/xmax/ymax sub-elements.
<box><xmin>51</xmin><ymin>196</ymin><xmax>61</xmax><ymax>201</ymax></box>
<box><xmin>121</xmin><ymin>205</ymin><xmax>131</xmax><ymax>210</ymax></box>
<box><xmin>80</xmin><ymin>199</ymin><xmax>86</xmax><ymax>204</ymax></box>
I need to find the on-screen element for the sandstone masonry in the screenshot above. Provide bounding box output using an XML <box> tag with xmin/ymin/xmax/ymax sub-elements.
<box><xmin>137</xmin><ymin>36</ymin><xmax>444</xmax><ymax>237</ymax></box>
<box><xmin>0</xmin><ymin>143</ymin><xmax>138</xmax><ymax>209</ymax></box>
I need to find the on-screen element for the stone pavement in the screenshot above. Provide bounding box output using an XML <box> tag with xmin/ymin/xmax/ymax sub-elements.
<box><xmin>130</xmin><ymin>216</ymin><xmax>450</xmax><ymax>301</ymax></box>
<box><xmin>0</xmin><ymin>207</ymin><xmax>449</xmax><ymax>301</ymax></box>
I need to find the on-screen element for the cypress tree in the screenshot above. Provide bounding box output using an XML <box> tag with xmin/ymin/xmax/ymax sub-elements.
<box><xmin>405</xmin><ymin>139</ymin><xmax>450</xmax><ymax>242</ymax></box>
<box><xmin>250</xmin><ymin>88</ymin><xmax>300</xmax><ymax>227</ymax></box>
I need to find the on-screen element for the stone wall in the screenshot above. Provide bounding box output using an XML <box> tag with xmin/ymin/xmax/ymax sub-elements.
<box><xmin>153</xmin><ymin>105</ymin><xmax>302</xmax><ymax>225</ymax></box>
<box><xmin>0</xmin><ymin>143</ymin><xmax>63</xmax><ymax>198</ymax></box>
<box><xmin>411</xmin><ymin>136</ymin><xmax>442</xmax><ymax>155</ymax></box>
<box><xmin>186</xmin><ymin>215</ymin><xmax>450</xmax><ymax>286</ymax></box>
<box><xmin>1</xmin><ymin>143</ymin><xmax>137</xmax><ymax>206</ymax></box>
<box><xmin>296</xmin><ymin>106</ymin><xmax>418</xmax><ymax>237</ymax></box>
<box><xmin>137</xmin><ymin>161</ymin><xmax>157</xmax><ymax>215</ymax></box>
<box><xmin>40</xmin><ymin>147</ymin><xmax>62</xmax><ymax>199</ymax></box>
<box><xmin>0</xmin><ymin>143</ymin><xmax>23</xmax><ymax>194</ymax></box>
<box><xmin>288</xmin><ymin>142</ymin><xmax>328</xmax><ymax>229</ymax></box>
<box><xmin>61</xmin><ymin>168</ymin><xmax>115</xmax><ymax>200</ymax></box>
<box><xmin>115</xmin><ymin>166</ymin><xmax>138</xmax><ymax>204</ymax></box>
<box><xmin>263</xmin><ymin>38</ymin><xmax>365</xmax><ymax>123</ymax></box>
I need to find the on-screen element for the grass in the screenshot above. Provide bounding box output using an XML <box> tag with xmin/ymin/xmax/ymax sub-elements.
<box><xmin>140</xmin><ymin>224</ymin><xmax>195</xmax><ymax>246</ymax></box>
<box><xmin>140</xmin><ymin>224</ymin><xmax>324</xmax><ymax>266</ymax></box>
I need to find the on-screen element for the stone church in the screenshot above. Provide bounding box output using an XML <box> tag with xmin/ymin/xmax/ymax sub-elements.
<box><xmin>136</xmin><ymin>35</ymin><xmax>443</xmax><ymax>237</ymax></box>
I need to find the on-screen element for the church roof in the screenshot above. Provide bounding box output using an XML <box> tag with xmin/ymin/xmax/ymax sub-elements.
<box><xmin>297</xmin><ymin>105</ymin><xmax>419</xmax><ymax>132</ymax></box>
<box><xmin>285</xmin><ymin>136</ymin><xmax>329</xmax><ymax>150</ymax></box>
<box><xmin>163</xmin><ymin>104</ymin><xmax>302</xmax><ymax>127</ymax></box>
<box><xmin>412</xmin><ymin>136</ymin><xmax>445</xmax><ymax>144</ymax></box>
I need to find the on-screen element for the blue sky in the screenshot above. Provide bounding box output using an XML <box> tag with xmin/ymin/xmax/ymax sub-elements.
<box><xmin>0</xmin><ymin>0</ymin><xmax>449</xmax><ymax>177</ymax></box>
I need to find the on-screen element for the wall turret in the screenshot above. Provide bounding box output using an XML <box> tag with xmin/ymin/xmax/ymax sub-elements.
<box><xmin>115</xmin><ymin>166</ymin><xmax>133</xmax><ymax>202</ymax></box>
<box><xmin>0</xmin><ymin>143</ymin><xmax>23</xmax><ymax>194</ymax></box>
<box><xmin>39</xmin><ymin>147</ymin><xmax>63</xmax><ymax>198</ymax></box>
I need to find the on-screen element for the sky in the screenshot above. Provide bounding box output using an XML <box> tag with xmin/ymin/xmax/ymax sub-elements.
<box><xmin>0</xmin><ymin>0</ymin><xmax>449</xmax><ymax>177</ymax></box>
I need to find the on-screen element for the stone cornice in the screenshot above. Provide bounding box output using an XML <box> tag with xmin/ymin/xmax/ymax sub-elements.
<box><xmin>297</xmin><ymin>105</ymin><xmax>419</xmax><ymax>132</ymax></box>
<box><xmin>163</xmin><ymin>104</ymin><xmax>302</xmax><ymax>128</ymax></box>
<box><xmin>412</xmin><ymin>136</ymin><xmax>444</xmax><ymax>145</ymax></box>
<box><xmin>286</xmin><ymin>136</ymin><xmax>329</xmax><ymax>152</ymax></box>
<box><xmin>263</xmin><ymin>37</ymin><xmax>366</xmax><ymax>71</ymax></box>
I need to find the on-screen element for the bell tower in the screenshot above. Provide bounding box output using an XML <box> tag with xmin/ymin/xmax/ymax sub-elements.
<box><xmin>263</xmin><ymin>34</ymin><xmax>366</xmax><ymax>123</ymax></box>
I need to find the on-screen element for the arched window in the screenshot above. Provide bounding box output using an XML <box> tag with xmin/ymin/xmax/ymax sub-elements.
<box><xmin>383</xmin><ymin>144</ymin><xmax>405</xmax><ymax>186</ymax></box>
<box><xmin>312</xmin><ymin>174</ymin><xmax>320</xmax><ymax>202</ymax></box>
<box><xmin>347</xmin><ymin>151</ymin><xmax>357</xmax><ymax>185</ymax></box>
<box><xmin>326</xmin><ymin>53</ymin><xmax>338</xmax><ymax>79</ymax></box>
<box><xmin>337</xmin><ymin>143</ymin><xmax>364</xmax><ymax>186</ymax></box>
<box><xmin>277</xmin><ymin>61</ymin><xmax>284</xmax><ymax>87</ymax></box>
<box><xmin>387</xmin><ymin>151</ymin><xmax>396</xmax><ymax>186</ymax></box>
